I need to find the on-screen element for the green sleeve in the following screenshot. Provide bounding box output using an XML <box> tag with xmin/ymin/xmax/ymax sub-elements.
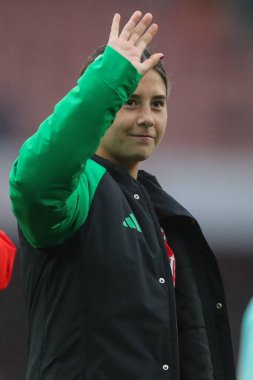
<box><xmin>9</xmin><ymin>46</ymin><xmax>142</xmax><ymax>248</ymax></box>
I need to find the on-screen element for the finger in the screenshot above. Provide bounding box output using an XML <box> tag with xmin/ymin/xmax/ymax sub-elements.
<box><xmin>129</xmin><ymin>13</ymin><xmax>153</xmax><ymax>45</ymax></box>
<box><xmin>135</xmin><ymin>23</ymin><xmax>158</xmax><ymax>51</ymax></box>
<box><xmin>139</xmin><ymin>53</ymin><xmax>164</xmax><ymax>75</ymax></box>
<box><xmin>108</xmin><ymin>13</ymin><xmax>121</xmax><ymax>41</ymax></box>
<box><xmin>120</xmin><ymin>11</ymin><xmax>142</xmax><ymax>40</ymax></box>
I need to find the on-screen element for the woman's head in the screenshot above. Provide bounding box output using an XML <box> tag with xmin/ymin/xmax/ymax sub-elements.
<box><xmin>80</xmin><ymin>45</ymin><xmax>170</xmax><ymax>94</ymax></box>
<box><xmin>81</xmin><ymin>45</ymin><xmax>169</xmax><ymax>178</ymax></box>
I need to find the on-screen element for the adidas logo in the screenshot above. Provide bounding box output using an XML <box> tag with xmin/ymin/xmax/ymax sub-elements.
<box><xmin>123</xmin><ymin>213</ymin><xmax>142</xmax><ymax>232</ymax></box>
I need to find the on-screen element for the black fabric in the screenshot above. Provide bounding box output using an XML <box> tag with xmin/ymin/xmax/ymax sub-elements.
<box><xmin>138</xmin><ymin>169</ymin><xmax>236</xmax><ymax>380</ymax></box>
<box><xmin>166</xmin><ymin>232</ymin><xmax>214</xmax><ymax>380</ymax></box>
<box><xmin>19</xmin><ymin>160</ymin><xmax>236</xmax><ymax>380</ymax></box>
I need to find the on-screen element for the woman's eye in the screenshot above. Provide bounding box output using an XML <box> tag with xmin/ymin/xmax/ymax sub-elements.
<box><xmin>152</xmin><ymin>101</ymin><xmax>164</xmax><ymax>108</ymax></box>
<box><xmin>125</xmin><ymin>99</ymin><xmax>137</xmax><ymax>107</ymax></box>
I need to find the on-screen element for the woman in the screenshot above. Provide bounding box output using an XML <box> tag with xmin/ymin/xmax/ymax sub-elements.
<box><xmin>10</xmin><ymin>11</ymin><xmax>235</xmax><ymax>380</ymax></box>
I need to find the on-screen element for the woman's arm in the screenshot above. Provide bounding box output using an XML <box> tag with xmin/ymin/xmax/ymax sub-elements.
<box><xmin>9</xmin><ymin>11</ymin><xmax>162</xmax><ymax>248</ymax></box>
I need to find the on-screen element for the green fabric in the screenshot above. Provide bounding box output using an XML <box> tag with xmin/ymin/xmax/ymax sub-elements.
<box><xmin>10</xmin><ymin>46</ymin><xmax>142</xmax><ymax>248</ymax></box>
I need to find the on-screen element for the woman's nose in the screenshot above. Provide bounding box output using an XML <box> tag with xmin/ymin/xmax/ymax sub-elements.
<box><xmin>136</xmin><ymin>106</ymin><xmax>154</xmax><ymax>128</ymax></box>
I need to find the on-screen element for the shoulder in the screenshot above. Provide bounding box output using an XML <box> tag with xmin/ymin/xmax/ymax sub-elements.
<box><xmin>138</xmin><ymin>170</ymin><xmax>193</xmax><ymax>220</ymax></box>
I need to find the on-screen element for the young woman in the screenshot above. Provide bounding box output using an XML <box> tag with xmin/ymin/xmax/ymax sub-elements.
<box><xmin>10</xmin><ymin>11</ymin><xmax>235</xmax><ymax>380</ymax></box>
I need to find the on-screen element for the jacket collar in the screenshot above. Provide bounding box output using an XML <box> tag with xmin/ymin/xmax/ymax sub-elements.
<box><xmin>137</xmin><ymin>170</ymin><xmax>194</xmax><ymax>221</ymax></box>
<box><xmin>92</xmin><ymin>155</ymin><xmax>194</xmax><ymax>221</ymax></box>
<box><xmin>92</xmin><ymin>154</ymin><xmax>137</xmax><ymax>186</ymax></box>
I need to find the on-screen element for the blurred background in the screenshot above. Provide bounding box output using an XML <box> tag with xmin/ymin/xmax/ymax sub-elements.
<box><xmin>0</xmin><ymin>0</ymin><xmax>252</xmax><ymax>378</ymax></box>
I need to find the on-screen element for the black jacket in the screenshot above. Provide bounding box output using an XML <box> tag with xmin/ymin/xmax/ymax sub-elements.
<box><xmin>19</xmin><ymin>156</ymin><xmax>236</xmax><ymax>380</ymax></box>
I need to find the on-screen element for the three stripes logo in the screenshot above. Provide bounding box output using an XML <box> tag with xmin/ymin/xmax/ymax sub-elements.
<box><xmin>123</xmin><ymin>213</ymin><xmax>142</xmax><ymax>233</ymax></box>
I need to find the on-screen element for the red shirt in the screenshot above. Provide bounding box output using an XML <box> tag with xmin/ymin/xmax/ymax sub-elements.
<box><xmin>161</xmin><ymin>228</ymin><xmax>176</xmax><ymax>287</ymax></box>
<box><xmin>0</xmin><ymin>230</ymin><xmax>16</xmax><ymax>290</ymax></box>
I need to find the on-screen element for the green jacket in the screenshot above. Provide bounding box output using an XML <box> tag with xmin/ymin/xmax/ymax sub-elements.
<box><xmin>10</xmin><ymin>46</ymin><xmax>141</xmax><ymax>248</ymax></box>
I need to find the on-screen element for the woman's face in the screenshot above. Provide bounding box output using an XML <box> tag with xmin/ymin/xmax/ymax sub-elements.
<box><xmin>97</xmin><ymin>69</ymin><xmax>167</xmax><ymax>176</ymax></box>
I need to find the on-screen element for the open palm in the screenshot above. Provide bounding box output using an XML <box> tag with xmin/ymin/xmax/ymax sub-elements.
<box><xmin>108</xmin><ymin>11</ymin><xmax>163</xmax><ymax>75</ymax></box>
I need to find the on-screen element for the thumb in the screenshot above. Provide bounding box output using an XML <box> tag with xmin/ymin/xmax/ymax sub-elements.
<box><xmin>138</xmin><ymin>53</ymin><xmax>164</xmax><ymax>75</ymax></box>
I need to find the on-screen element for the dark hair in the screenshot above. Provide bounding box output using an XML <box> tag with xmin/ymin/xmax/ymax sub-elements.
<box><xmin>80</xmin><ymin>45</ymin><xmax>170</xmax><ymax>94</ymax></box>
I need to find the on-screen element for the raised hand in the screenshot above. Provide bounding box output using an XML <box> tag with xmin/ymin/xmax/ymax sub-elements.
<box><xmin>107</xmin><ymin>11</ymin><xmax>163</xmax><ymax>75</ymax></box>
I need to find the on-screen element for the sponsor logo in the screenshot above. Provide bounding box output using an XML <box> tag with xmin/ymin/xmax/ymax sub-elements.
<box><xmin>123</xmin><ymin>213</ymin><xmax>142</xmax><ymax>233</ymax></box>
